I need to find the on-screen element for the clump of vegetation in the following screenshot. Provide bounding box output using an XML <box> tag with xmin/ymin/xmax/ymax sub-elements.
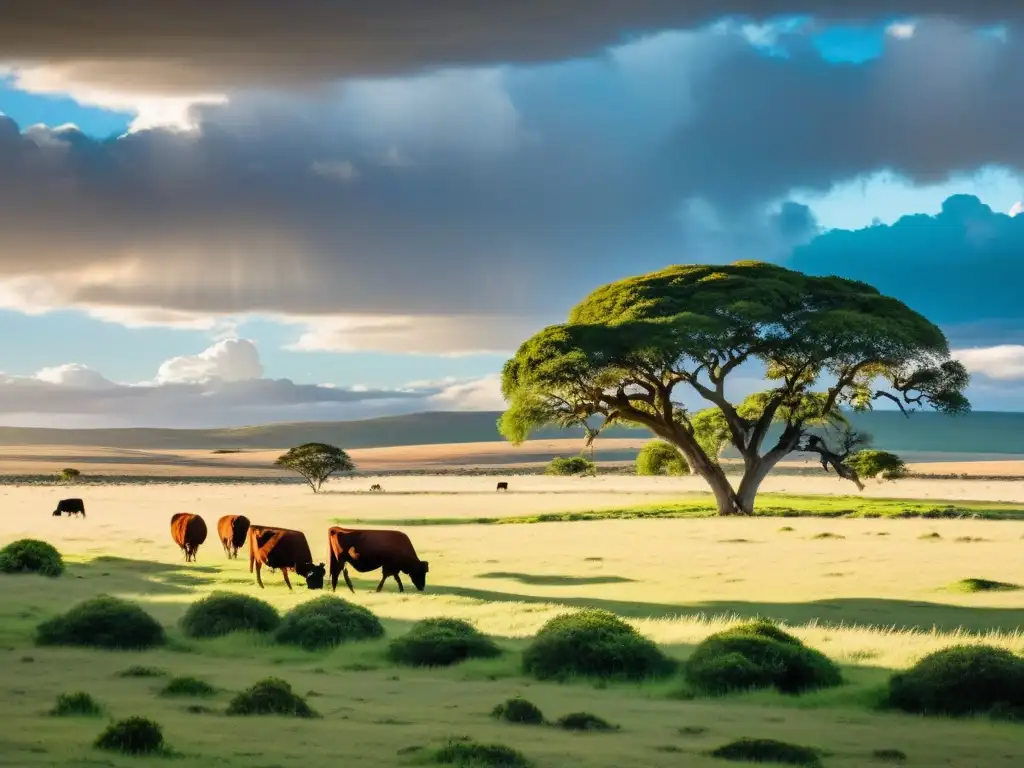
<box><xmin>57</xmin><ymin>467</ymin><xmax>81</xmax><ymax>482</ymax></box>
<box><xmin>545</xmin><ymin>455</ymin><xmax>595</xmax><ymax>476</ymax></box>
<box><xmin>118</xmin><ymin>665</ymin><xmax>166</xmax><ymax>678</ymax></box>
<box><xmin>226</xmin><ymin>677</ymin><xmax>319</xmax><ymax>718</ymax></box>
<box><xmin>778</xmin><ymin>526</ymin><xmax>795</xmax><ymax>532</ymax></box>
<box><xmin>0</xmin><ymin>538</ymin><xmax>65</xmax><ymax>577</ymax></box>
<box><xmin>811</xmin><ymin>532</ymin><xmax>844</xmax><ymax>540</ymax></box>
<box><xmin>275</xmin><ymin>595</ymin><xmax>384</xmax><ymax>650</ymax></box>
<box><xmin>556</xmin><ymin>712</ymin><xmax>618</xmax><ymax>732</ymax></box>
<box><xmin>387</xmin><ymin>618</ymin><xmax>501</xmax><ymax>667</ymax></box>
<box><xmin>94</xmin><ymin>717</ymin><xmax>167</xmax><ymax>755</ymax></box>
<box><xmin>918</xmin><ymin>532</ymin><xmax>941</xmax><ymax>540</ymax></box>
<box><xmin>709</xmin><ymin>738</ymin><xmax>822</xmax><ymax>766</ymax></box>
<box><xmin>948</xmin><ymin>578</ymin><xmax>1020</xmax><ymax>593</ymax></box>
<box><xmin>432</xmin><ymin>739</ymin><xmax>532</xmax><ymax>768</ymax></box>
<box><xmin>491</xmin><ymin>697</ymin><xmax>545</xmax><ymax>725</ymax></box>
<box><xmin>180</xmin><ymin>591</ymin><xmax>280</xmax><ymax>638</ymax></box>
<box><xmin>50</xmin><ymin>691</ymin><xmax>103</xmax><ymax>717</ymax></box>
<box><xmin>522</xmin><ymin>609</ymin><xmax>675</xmax><ymax>681</ymax></box>
<box><xmin>635</xmin><ymin>440</ymin><xmax>690</xmax><ymax>476</ymax></box>
<box><xmin>886</xmin><ymin>645</ymin><xmax>1024</xmax><ymax>718</ymax></box>
<box><xmin>847</xmin><ymin>450</ymin><xmax>908</xmax><ymax>480</ymax></box>
<box><xmin>274</xmin><ymin>442</ymin><xmax>354</xmax><ymax>493</ymax></box>
<box><xmin>684</xmin><ymin>619</ymin><xmax>842</xmax><ymax>696</ymax></box>
<box><xmin>160</xmin><ymin>676</ymin><xmax>217</xmax><ymax>697</ymax></box>
<box><xmin>36</xmin><ymin>595</ymin><xmax>165</xmax><ymax>650</ymax></box>
<box><xmin>871</xmin><ymin>749</ymin><xmax>908</xmax><ymax>764</ymax></box>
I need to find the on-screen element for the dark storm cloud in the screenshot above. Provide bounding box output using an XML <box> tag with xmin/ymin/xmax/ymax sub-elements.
<box><xmin>1</xmin><ymin>1</ymin><xmax>1016</xmax><ymax>91</ymax></box>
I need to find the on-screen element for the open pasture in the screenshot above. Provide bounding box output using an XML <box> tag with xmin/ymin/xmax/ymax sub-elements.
<box><xmin>1</xmin><ymin>477</ymin><xmax>1022</xmax><ymax>767</ymax></box>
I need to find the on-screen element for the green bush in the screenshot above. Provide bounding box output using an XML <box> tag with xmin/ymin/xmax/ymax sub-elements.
<box><xmin>160</xmin><ymin>676</ymin><xmax>216</xmax><ymax>697</ymax></box>
<box><xmin>58</xmin><ymin>468</ymin><xmax>81</xmax><ymax>482</ymax></box>
<box><xmin>635</xmin><ymin>440</ymin><xmax>690</xmax><ymax>476</ymax></box>
<box><xmin>948</xmin><ymin>578</ymin><xmax>1020</xmax><ymax>593</ymax></box>
<box><xmin>180</xmin><ymin>591</ymin><xmax>280</xmax><ymax>638</ymax></box>
<box><xmin>117</xmin><ymin>665</ymin><xmax>166</xmax><ymax>678</ymax></box>
<box><xmin>556</xmin><ymin>712</ymin><xmax>618</xmax><ymax>732</ymax></box>
<box><xmin>226</xmin><ymin>678</ymin><xmax>318</xmax><ymax>718</ymax></box>
<box><xmin>275</xmin><ymin>596</ymin><xmax>384</xmax><ymax>650</ymax></box>
<box><xmin>545</xmin><ymin>456</ymin><xmax>595</xmax><ymax>476</ymax></box>
<box><xmin>432</xmin><ymin>739</ymin><xmax>532</xmax><ymax>768</ymax></box>
<box><xmin>847</xmin><ymin>450</ymin><xmax>907</xmax><ymax>479</ymax></box>
<box><xmin>684</xmin><ymin>620</ymin><xmax>841</xmax><ymax>696</ymax></box>
<box><xmin>387</xmin><ymin>618</ymin><xmax>501</xmax><ymax>667</ymax></box>
<box><xmin>886</xmin><ymin>645</ymin><xmax>1024</xmax><ymax>718</ymax></box>
<box><xmin>709</xmin><ymin>738</ymin><xmax>821</xmax><ymax>766</ymax></box>
<box><xmin>491</xmin><ymin>697</ymin><xmax>545</xmax><ymax>724</ymax></box>
<box><xmin>522</xmin><ymin>609</ymin><xmax>675</xmax><ymax>681</ymax></box>
<box><xmin>50</xmin><ymin>691</ymin><xmax>103</xmax><ymax>716</ymax></box>
<box><xmin>36</xmin><ymin>595</ymin><xmax>165</xmax><ymax>650</ymax></box>
<box><xmin>94</xmin><ymin>717</ymin><xmax>166</xmax><ymax>755</ymax></box>
<box><xmin>0</xmin><ymin>539</ymin><xmax>65</xmax><ymax>577</ymax></box>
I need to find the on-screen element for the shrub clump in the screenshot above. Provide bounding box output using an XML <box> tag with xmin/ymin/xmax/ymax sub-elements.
<box><xmin>886</xmin><ymin>645</ymin><xmax>1024</xmax><ymax>719</ymax></box>
<box><xmin>545</xmin><ymin>455</ymin><xmax>595</xmax><ymax>476</ymax></box>
<box><xmin>275</xmin><ymin>595</ymin><xmax>384</xmax><ymax>651</ymax></box>
<box><xmin>180</xmin><ymin>591</ymin><xmax>280</xmax><ymax>638</ymax></box>
<box><xmin>709</xmin><ymin>738</ymin><xmax>822</xmax><ymax>766</ymax></box>
<box><xmin>160</xmin><ymin>676</ymin><xmax>217</xmax><ymax>697</ymax></box>
<box><xmin>226</xmin><ymin>677</ymin><xmax>319</xmax><ymax>718</ymax></box>
<box><xmin>949</xmin><ymin>578</ymin><xmax>1020</xmax><ymax>593</ymax></box>
<box><xmin>35</xmin><ymin>595</ymin><xmax>165</xmax><ymax>650</ymax></box>
<box><xmin>847</xmin><ymin>450</ymin><xmax>907</xmax><ymax>479</ymax></box>
<box><xmin>0</xmin><ymin>538</ymin><xmax>65</xmax><ymax>577</ymax></box>
<box><xmin>50</xmin><ymin>691</ymin><xmax>103</xmax><ymax>716</ymax></box>
<box><xmin>118</xmin><ymin>665</ymin><xmax>167</xmax><ymax>678</ymax></box>
<box><xmin>491</xmin><ymin>697</ymin><xmax>545</xmax><ymax>725</ymax></box>
<box><xmin>684</xmin><ymin>619</ymin><xmax>842</xmax><ymax>696</ymax></box>
<box><xmin>387</xmin><ymin>618</ymin><xmax>501</xmax><ymax>667</ymax></box>
<box><xmin>635</xmin><ymin>440</ymin><xmax>690</xmax><ymax>476</ymax></box>
<box><xmin>94</xmin><ymin>716</ymin><xmax>167</xmax><ymax>755</ymax></box>
<box><xmin>556</xmin><ymin>712</ymin><xmax>618</xmax><ymax>732</ymax></box>
<box><xmin>522</xmin><ymin>609</ymin><xmax>675</xmax><ymax>682</ymax></box>
<box><xmin>433</xmin><ymin>739</ymin><xmax>532</xmax><ymax>768</ymax></box>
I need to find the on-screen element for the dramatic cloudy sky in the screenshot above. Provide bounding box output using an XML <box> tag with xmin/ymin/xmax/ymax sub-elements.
<box><xmin>2</xmin><ymin>2</ymin><xmax>1024</xmax><ymax>427</ymax></box>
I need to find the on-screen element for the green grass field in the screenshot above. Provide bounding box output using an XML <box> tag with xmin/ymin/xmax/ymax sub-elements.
<box><xmin>1</xmin><ymin>483</ymin><xmax>1022</xmax><ymax>767</ymax></box>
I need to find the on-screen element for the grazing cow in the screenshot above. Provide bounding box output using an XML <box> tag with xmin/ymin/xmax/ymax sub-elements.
<box><xmin>328</xmin><ymin>526</ymin><xmax>429</xmax><ymax>594</ymax></box>
<box><xmin>53</xmin><ymin>498</ymin><xmax>86</xmax><ymax>518</ymax></box>
<box><xmin>170</xmin><ymin>513</ymin><xmax>208</xmax><ymax>562</ymax></box>
<box><xmin>217</xmin><ymin>514</ymin><xmax>251</xmax><ymax>559</ymax></box>
<box><xmin>496</xmin><ymin>481</ymin><xmax>508</xmax><ymax>492</ymax></box>
<box><xmin>369</xmin><ymin>484</ymin><xmax>383</xmax><ymax>492</ymax></box>
<box><xmin>248</xmin><ymin>525</ymin><xmax>325</xmax><ymax>591</ymax></box>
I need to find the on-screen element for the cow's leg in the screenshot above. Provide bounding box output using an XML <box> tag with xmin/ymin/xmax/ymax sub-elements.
<box><xmin>282</xmin><ymin>568</ymin><xmax>293</xmax><ymax>591</ymax></box>
<box><xmin>393</xmin><ymin>573</ymin><xmax>405</xmax><ymax>593</ymax></box>
<box><xmin>375</xmin><ymin>572</ymin><xmax>388</xmax><ymax>592</ymax></box>
<box><xmin>343</xmin><ymin>566</ymin><xmax>356</xmax><ymax>593</ymax></box>
<box><xmin>330</xmin><ymin>560</ymin><xmax>342</xmax><ymax>592</ymax></box>
<box><xmin>255</xmin><ymin>561</ymin><xmax>265</xmax><ymax>588</ymax></box>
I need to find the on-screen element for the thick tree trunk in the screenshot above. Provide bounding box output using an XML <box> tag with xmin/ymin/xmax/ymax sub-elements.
<box><xmin>692</xmin><ymin>458</ymin><xmax>749</xmax><ymax>516</ymax></box>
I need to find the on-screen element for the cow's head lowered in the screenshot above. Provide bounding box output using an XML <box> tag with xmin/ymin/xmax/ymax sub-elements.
<box><xmin>410</xmin><ymin>560</ymin><xmax>430</xmax><ymax>591</ymax></box>
<box><xmin>303</xmin><ymin>562</ymin><xmax>327</xmax><ymax>590</ymax></box>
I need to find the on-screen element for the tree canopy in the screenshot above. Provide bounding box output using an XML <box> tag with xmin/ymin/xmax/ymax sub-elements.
<box><xmin>499</xmin><ymin>262</ymin><xmax>969</xmax><ymax>515</ymax></box>
<box><xmin>274</xmin><ymin>443</ymin><xmax>354</xmax><ymax>493</ymax></box>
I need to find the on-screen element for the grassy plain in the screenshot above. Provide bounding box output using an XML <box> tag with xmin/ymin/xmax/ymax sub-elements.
<box><xmin>0</xmin><ymin>475</ymin><xmax>1022</xmax><ymax>767</ymax></box>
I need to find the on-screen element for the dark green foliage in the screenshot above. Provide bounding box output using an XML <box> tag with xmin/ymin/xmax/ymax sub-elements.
<box><xmin>35</xmin><ymin>595</ymin><xmax>165</xmax><ymax>650</ymax></box>
<box><xmin>94</xmin><ymin>717</ymin><xmax>166</xmax><ymax>755</ymax></box>
<box><xmin>226</xmin><ymin>677</ymin><xmax>318</xmax><ymax>718</ymax></box>
<box><xmin>0</xmin><ymin>538</ymin><xmax>65</xmax><ymax>577</ymax></box>
<box><xmin>886</xmin><ymin>645</ymin><xmax>1024</xmax><ymax>718</ymax></box>
<box><xmin>275</xmin><ymin>595</ymin><xmax>384</xmax><ymax>650</ymax></box>
<box><xmin>709</xmin><ymin>738</ymin><xmax>822</xmax><ymax>766</ymax></box>
<box><xmin>180</xmin><ymin>591</ymin><xmax>280</xmax><ymax>638</ymax></box>
<box><xmin>871</xmin><ymin>749</ymin><xmax>908</xmax><ymax>764</ymax></box>
<box><xmin>118</xmin><ymin>665</ymin><xmax>167</xmax><ymax>678</ymax></box>
<box><xmin>522</xmin><ymin>609</ymin><xmax>675</xmax><ymax>681</ymax></box>
<box><xmin>58</xmin><ymin>467</ymin><xmax>81</xmax><ymax>482</ymax></box>
<box><xmin>160</xmin><ymin>676</ymin><xmax>216</xmax><ymax>697</ymax></box>
<box><xmin>685</xmin><ymin>620</ymin><xmax>841</xmax><ymax>696</ymax></box>
<box><xmin>545</xmin><ymin>455</ymin><xmax>595</xmax><ymax>476</ymax></box>
<box><xmin>432</xmin><ymin>739</ymin><xmax>532</xmax><ymax>768</ymax></box>
<box><xmin>949</xmin><ymin>578</ymin><xmax>1020</xmax><ymax>593</ymax></box>
<box><xmin>387</xmin><ymin>618</ymin><xmax>501</xmax><ymax>667</ymax></box>
<box><xmin>556</xmin><ymin>712</ymin><xmax>618</xmax><ymax>732</ymax></box>
<box><xmin>50</xmin><ymin>691</ymin><xmax>103</xmax><ymax>716</ymax></box>
<box><xmin>274</xmin><ymin>442</ymin><xmax>354</xmax><ymax>492</ymax></box>
<box><xmin>490</xmin><ymin>697</ymin><xmax>545</xmax><ymax>724</ymax></box>
<box><xmin>847</xmin><ymin>450</ymin><xmax>907</xmax><ymax>479</ymax></box>
<box><xmin>635</xmin><ymin>440</ymin><xmax>690</xmax><ymax>476</ymax></box>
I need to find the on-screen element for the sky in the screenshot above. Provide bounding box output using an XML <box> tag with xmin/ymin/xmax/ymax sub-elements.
<box><xmin>2</xmin><ymin>3</ymin><xmax>1024</xmax><ymax>427</ymax></box>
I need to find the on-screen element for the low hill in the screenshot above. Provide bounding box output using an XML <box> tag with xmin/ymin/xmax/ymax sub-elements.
<box><xmin>0</xmin><ymin>410</ymin><xmax>1022</xmax><ymax>454</ymax></box>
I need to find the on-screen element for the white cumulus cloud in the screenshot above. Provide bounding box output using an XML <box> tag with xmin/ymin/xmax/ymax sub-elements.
<box><xmin>155</xmin><ymin>338</ymin><xmax>264</xmax><ymax>384</ymax></box>
<box><xmin>955</xmin><ymin>344</ymin><xmax>1024</xmax><ymax>381</ymax></box>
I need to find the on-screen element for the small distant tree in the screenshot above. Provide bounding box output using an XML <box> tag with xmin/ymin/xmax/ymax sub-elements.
<box><xmin>636</xmin><ymin>441</ymin><xmax>690</xmax><ymax>476</ymax></box>
<box><xmin>58</xmin><ymin>468</ymin><xmax>81</xmax><ymax>483</ymax></box>
<box><xmin>546</xmin><ymin>456</ymin><xmax>595</xmax><ymax>476</ymax></box>
<box><xmin>846</xmin><ymin>449</ymin><xmax>907</xmax><ymax>480</ymax></box>
<box><xmin>274</xmin><ymin>443</ymin><xmax>354</xmax><ymax>493</ymax></box>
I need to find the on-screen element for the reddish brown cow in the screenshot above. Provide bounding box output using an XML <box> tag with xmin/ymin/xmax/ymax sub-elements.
<box><xmin>170</xmin><ymin>513</ymin><xmax>208</xmax><ymax>562</ymax></box>
<box><xmin>248</xmin><ymin>525</ymin><xmax>325</xmax><ymax>591</ymax></box>
<box><xmin>217</xmin><ymin>514</ymin><xmax>251</xmax><ymax>559</ymax></box>
<box><xmin>328</xmin><ymin>526</ymin><xmax>429</xmax><ymax>594</ymax></box>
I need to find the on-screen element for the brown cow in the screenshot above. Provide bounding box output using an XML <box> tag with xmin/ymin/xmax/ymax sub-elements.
<box><xmin>170</xmin><ymin>513</ymin><xmax>208</xmax><ymax>562</ymax></box>
<box><xmin>217</xmin><ymin>514</ymin><xmax>251</xmax><ymax>559</ymax></box>
<box><xmin>328</xmin><ymin>526</ymin><xmax>429</xmax><ymax>594</ymax></box>
<box><xmin>248</xmin><ymin>525</ymin><xmax>325</xmax><ymax>591</ymax></box>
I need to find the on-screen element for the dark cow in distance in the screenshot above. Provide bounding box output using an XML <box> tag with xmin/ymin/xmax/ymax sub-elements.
<box><xmin>53</xmin><ymin>498</ymin><xmax>86</xmax><ymax>518</ymax></box>
<box><xmin>496</xmin><ymin>482</ymin><xmax>508</xmax><ymax>492</ymax></box>
<box><xmin>248</xmin><ymin>525</ymin><xmax>325</xmax><ymax>591</ymax></box>
<box><xmin>328</xmin><ymin>526</ymin><xmax>429</xmax><ymax>594</ymax></box>
<box><xmin>369</xmin><ymin>484</ymin><xmax>383</xmax><ymax>492</ymax></box>
<box><xmin>170</xmin><ymin>513</ymin><xmax>208</xmax><ymax>562</ymax></box>
<box><xmin>217</xmin><ymin>514</ymin><xmax>251</xmax><ymax>559</ymax></box>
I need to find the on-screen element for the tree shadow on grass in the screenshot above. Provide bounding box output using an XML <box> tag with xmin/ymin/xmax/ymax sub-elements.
<box><xmin>475</xmin><ymin>571</ymin><xmax>635</xmax><ymax>586</ymax></box>
<box><xmin>64</xmin><ymin>556</ymin><xmax>221</xmax><ymax>597</ymax></box>
<box><xmin>428</xmin><ymin>585</ymin><xmax>1024</xmax><ymax>635</ymax></box>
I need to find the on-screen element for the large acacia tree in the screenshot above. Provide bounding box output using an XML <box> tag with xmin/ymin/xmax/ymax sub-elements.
<box><xmin>498</xmin><ymin>262</ymin><xmax>970</xmax><ymax>516</ymax></box>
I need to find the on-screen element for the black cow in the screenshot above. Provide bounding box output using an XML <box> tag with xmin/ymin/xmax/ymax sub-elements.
<box><xmin>496</xmin><ymin>482</ymin><xmax>508</xmax><ymax>492</ymax></box>
<box><xmin>53</xmin><ymin>498</ymin><xmax>86</xmax><ymax>518</ymax></box>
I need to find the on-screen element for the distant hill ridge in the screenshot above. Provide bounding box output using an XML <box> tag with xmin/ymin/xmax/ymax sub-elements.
<box><xmin>0</xmin><ymin>410</ymin><xmax>1022</xmax><ymax>454</ymax></box>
